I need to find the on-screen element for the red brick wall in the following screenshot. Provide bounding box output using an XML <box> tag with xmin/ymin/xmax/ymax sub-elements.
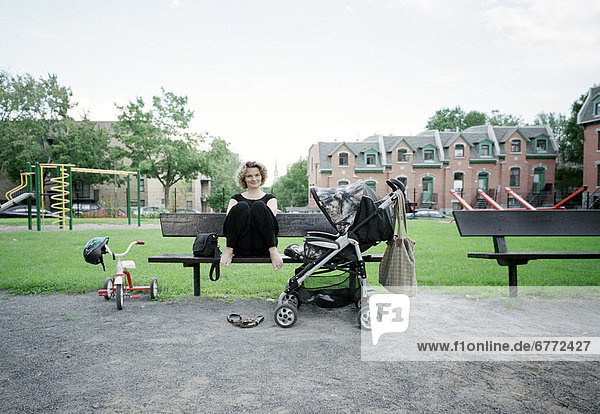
<box><xmin>583</xmin><ymin>122</ymin><xmax>600</xmax><ymax>190</ymax></box>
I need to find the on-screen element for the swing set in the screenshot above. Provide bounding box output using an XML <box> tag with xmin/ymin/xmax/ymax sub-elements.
<box><xmin>1</xmin><ymin>162</ymin><xmax>141</xmax><ymax>231</ymax></box>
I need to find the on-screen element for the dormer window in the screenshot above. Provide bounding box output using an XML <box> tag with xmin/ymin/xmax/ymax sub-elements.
<box><xmin>510</xmin><ymin>139</ymin><xmax>521</xmax><ymax>153</ymax></box>
<box><xmin>454</xmin><ymin>144</ymin><xmax>464</xmax><ymax>158</ymax></box>
<box><xmin>595</xmin><ymin>98</ymin><xmax>600</xmax><ymax>116</ymax></box>
<box><xmin>424</xmin><ymin>149</ymin><xmax>434</xmax><ymax>161</ymax></box>
<box><xmin>480</xmin><ymin>144</ymin><xmax>490</xmax><ymax>157</ymax></box>
<box><xmin>536</xmin><ymin>138</ymin><xmax>548</xmax><ymax>153</ymax></box>
<box><xmin>397</xmin><ymin>148</ymin><xmax>408</xmax><ymax>162</ymax></box>
<box><xmin>363</xmin><ymin>149</ymin><xmax>379</xmax><ymax>166</ymax></box>
<box><xmin>338</xmin><ymin>152</ymin><xmax>348</xmax><ymax>166</ymax></box>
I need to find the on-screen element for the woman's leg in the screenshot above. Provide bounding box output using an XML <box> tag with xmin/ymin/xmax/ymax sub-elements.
<box><xmin>249</xmin><ymin>201</ymin><xmax>283</xmax><ymax>270</ymax></box>
<box><xmin>221</xmin><ymin>201</ymin><xmax>253</xmax><ymax>266</ymax></box>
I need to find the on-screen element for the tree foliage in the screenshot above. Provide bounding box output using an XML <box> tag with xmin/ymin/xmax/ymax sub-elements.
<box><xmin>113</xmin><ymin>88</ymin><xmax>210</xmax><ymax>210</ymax></box>
<box><xmin>425</xmin><ymin>106</ymin><xmax>522</xmax><ymax>131</ymax></box>
<box><xmin>558</xmin><ymin>93</ymin><xmax>587</xmax><ymax>165</ymax></box>
<box><xmin>272</xmin><ymin>159</ymin><xmax>308</xmax><ymax>209</ymax></box>
<box><xmin>205</xmin><ymin>138</ymin><xmax>241</xmax><ymax>212</ymax></box>
<box><xmin>0</xmin><ymin>70</ymin><xmax>114</xmax><ymax>183</ymax></box>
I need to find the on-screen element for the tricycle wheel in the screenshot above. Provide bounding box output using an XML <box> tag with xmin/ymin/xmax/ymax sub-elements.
<box><xmin>116</xmin><ymin>284</ymin><xmax>124</xmax><ymax>310</ymax></box>
<box><xmin>274</xmin><ymin>303</ymin><xmax>297</xmax><ymax>328</ymax></box>
<box><xmin>103</xmin><ymin>277</ymin><xmax>113</xmax><ymax>300</ymax></box>
<box><xmin>277</xmin><ymin>292</ymin><xmax>300</xmax><ymax>308</ymax></box>
<box><xmin>150</xmin><ymin>277</ymin><xmax>158</xmax><ymax>300</ymax></box>
<box><xmin>358</xmin><ymin>306</ymin><xmax>371</xmax><ymax>330</ymax></box>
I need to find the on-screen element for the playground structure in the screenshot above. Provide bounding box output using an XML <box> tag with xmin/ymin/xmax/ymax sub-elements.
<box><xmin>450</xmin><ymin>186</ymin><xmax>587</xmax><ymax>211</ymax></box>
<box><xmin>1</xmin><ymin>162</ymin><xmax>141</xmax><ymax>231</ymax></box>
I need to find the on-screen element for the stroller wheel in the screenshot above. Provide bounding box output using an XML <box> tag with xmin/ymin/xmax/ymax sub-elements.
<box><xmin>278</xmin><ymin>292</ymin><xmax>301</xmax><ymax>308</ymax></box>
<box><xmin>274</xmin><ymin>304</ymin><xmax>298</xmax><ymax>328</ymax></box>
<box><xmin>358</xmin><ymin>306</ymin><xmax>371</xmax><ymax>330</ymax></box>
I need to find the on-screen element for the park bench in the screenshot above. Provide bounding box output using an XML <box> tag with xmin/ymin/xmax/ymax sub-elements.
<box><xmin>148</xmin><ymin>213</ymin><xmax>384</xmax><ymax>296</ymax></box>
<box><xmin>453</xmin><ymin>209</ymin><xmax>600</xmax><ymax>297</ymax></box>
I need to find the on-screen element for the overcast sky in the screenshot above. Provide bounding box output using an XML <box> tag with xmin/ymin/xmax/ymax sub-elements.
<box><xmin>1</xmin><ymin>0</ymin><xmax>599</xmax><ymax>184</ymax></box>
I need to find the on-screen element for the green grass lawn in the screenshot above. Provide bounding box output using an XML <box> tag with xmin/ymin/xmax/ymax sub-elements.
<box><xmin>0</xmin><ymin>216</ymin><xmax>159</xmax><ymax>226</ymax></box>
<box><xmin>0</xmin><ymin>219</ymin><xmax>599</xmax><ymax>299</ymax></box>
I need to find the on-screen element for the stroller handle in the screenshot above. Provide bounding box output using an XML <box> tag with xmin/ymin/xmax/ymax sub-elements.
<box><xmin>387</xmin><ymin>178</ymin><xmax>406</xmax><ymax>193</ymax></box>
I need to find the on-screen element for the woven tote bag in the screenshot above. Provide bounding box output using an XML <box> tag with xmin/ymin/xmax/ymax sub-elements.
<box><xmin>378</xmin><ymin>192</ymin><xmax>417</xmax><ymax>296</ymax></box>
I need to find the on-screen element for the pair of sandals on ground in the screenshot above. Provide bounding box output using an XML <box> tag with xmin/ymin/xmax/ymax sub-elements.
<box><xmin>227</xmin><ymin>313</ymin><xmax>265</xmax><ymax>328</ymax></box>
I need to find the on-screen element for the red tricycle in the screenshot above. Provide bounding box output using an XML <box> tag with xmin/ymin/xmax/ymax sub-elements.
<box><xmin>83</xmin><ymin>237</ymin><xmax>158</xmax><ymax>310</ymax></box>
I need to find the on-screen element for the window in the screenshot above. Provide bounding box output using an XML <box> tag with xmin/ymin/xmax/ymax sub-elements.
<box><xmin>339</xmin><ymin>153</ymin><xmax>348</xmax><ymax>166</ymax></box>
<box><xmin>480</xmin><ymin>144</ymin><xmax>490</xmax><ymax>157</ymax></box>
<box><xmin>366</xmin><ymin>153</ymin><xmax>376</xmax><ymax>165</ymax></box>
<box><xmin>510</xmin><ymin>139</ymin><xmax>521</xmax><ymax>153</ymax></box>
<box><xmin>397</xmin><ymin>148</ymin><xmax>408</xmax><ymax>162</ymax></box>
<box><xmin>338</xmin><ymin>180</ymin><xmax>349</xmax><ymax>186</ymax></box>
<box><xmin>597</xmin><ymin>131</ymin><xmax>600</xmax><ymax>150</ymax></box>
<box><xmin>510</xmin><ymin>168</ymin><xmax>520</xmax><ymax>187</ymax></box>
<box><xmin>424</xmin><ymin>149</ymin><xmax>434</xmax><ymax>161</ymax></box>
<box><xmin>536</xmin><ymin>139</ymin><xmax>547</xmax><ymax>153</ymax></box>
<box><xmin>139</xmin><ymin>179</ymin><xmax>145</xmax><ymax>193</ymax></box>
<box><xmin>187</xmin><ymin>182</ymin><xmax>193</xmax><ymax>192</ymax></box>
<box><xmin>187</xmin><ymin>201</ymin><xmax>192</xmax><ymax>209</ymax></box>
<box><xmin>597</xmin><ymin>165</ymin><xmax>600</xmax><ymax>187</ymax></box>
<box><xmin>365</xmin><ymin>180</ymin><xmax>377</xmax><ymax>192</ymax></box>
<box><xmin>140</xmin><ymin>199</ymin><xmax>146</xmax><ymax>207</ymax></box>
<box><xmin>453</xmin><ymin>172</ymin><xmax>464</xmax><ymax>191</ymax></box>
<box><xmin>595</xmin><ymin>101</ymin><xmax>600</xmax><ymax>116</ymax></box>
<box><xmin>454</xmin><ymin>144</ymin><xmax>464</xmax><ymax>158</ymax></box>
<box><xmin>73</xmin><ymin>182</ymin><xmax>91</xmax><ymax>199</ymax></box>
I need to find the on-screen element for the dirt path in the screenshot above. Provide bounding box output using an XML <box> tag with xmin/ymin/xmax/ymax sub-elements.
<box><xmin>1</xmin><ymin>291</ymin><xmax>598</xmax><ymax>413</ymax></box>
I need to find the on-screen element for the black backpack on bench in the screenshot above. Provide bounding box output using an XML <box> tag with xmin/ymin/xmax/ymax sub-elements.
<box><xmin>192</xmin><ymin>233</ymin><xmax>222</xmax><ymax>281</ymax></box>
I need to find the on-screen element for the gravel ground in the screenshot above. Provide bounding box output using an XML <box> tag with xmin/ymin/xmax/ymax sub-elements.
<box><xmin>1</xmin><ymin>223</ymin><xmax>599</xmax><ymax>412</ymax></box>
<box><xmin>1</xmin><ymin>291</ymin><xmax>599</xmax><ymax>413</ymax></box>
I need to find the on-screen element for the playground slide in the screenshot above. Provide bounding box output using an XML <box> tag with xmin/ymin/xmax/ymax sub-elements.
<box><xmin>0</xmin><ymin>192</ymin><xmax>34</xmax><ymax>212</ymax></box>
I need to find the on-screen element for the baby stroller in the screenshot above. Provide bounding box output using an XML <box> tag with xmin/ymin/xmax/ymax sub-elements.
<box><xmin>274</xmin><ymin>178</ymin><xmax>406</xmax><ymax>329</ymax></box>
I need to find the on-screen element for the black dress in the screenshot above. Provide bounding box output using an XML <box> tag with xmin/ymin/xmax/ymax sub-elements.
<box><xmin>222</xmin><ymin>193</ymin><xmax>279</xmax><ymax>257</ymax></box>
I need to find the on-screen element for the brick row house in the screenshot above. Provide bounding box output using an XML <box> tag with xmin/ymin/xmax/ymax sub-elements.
<box><xmin>308</xmin><ymin>125</ymin><xmax>557</xmax><ymax>213</ymax></box>
<box><xmin>578</xmin><ymin>85</ymin><xmax>600</xmax><ymax>209</ymax></box>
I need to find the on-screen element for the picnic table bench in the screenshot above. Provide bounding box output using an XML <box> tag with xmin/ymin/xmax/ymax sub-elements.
<box><xmin>148</xmin><ymin>213</ymin><xmax>384</xmax><ymax>296</ymax></box>
<box><xmin>453</xmin><ymin>209</ymin><xmax>600</xmax><ymax>296</ymax></box>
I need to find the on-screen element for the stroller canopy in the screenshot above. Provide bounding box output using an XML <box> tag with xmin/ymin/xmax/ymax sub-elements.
<box><xmin>311</xmin><ymin>180</ymin><xmax>393</xmax><ymax>244</ymax></box>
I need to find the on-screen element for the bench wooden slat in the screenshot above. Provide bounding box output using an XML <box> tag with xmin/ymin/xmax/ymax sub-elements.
<box><xmin>468</xmin><ymin>252</ymin><xmax>600</xmax><ymax>260</ymax></box>
<box><xmin>159</xmin><ymin>213</ymin><xmax>335</xmax><ymax>237</ymax></box>
<box><xmin>453</xmin><ymin>210</ymin><xmax>600</xmax><ymax>237</ymax></box>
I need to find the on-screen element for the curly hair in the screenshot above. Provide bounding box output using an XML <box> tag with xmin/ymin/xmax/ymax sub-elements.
<box><xmin>235</xmin><ymin>161</ymin><xmax>268</xmax><ymax>190</ymax></box>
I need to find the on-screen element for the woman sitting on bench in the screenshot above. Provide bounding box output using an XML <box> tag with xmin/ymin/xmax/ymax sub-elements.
<box><xmin>220</xmin><ymin>161</ymin><xmax>284</xmax><ymax>271</ymax></box>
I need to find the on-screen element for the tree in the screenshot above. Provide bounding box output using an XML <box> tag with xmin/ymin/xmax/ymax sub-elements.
<box><xmin>487</xmin><ymin>109</ymin><xmax>522</xmax><ymax>126</ymax></box>
<box><xmin>558</xmin><ymin>93</ymin><xmax>587</xmax><ymax>165</ymax></box>
<box><xmin>0</xmin><ymin>70</ymin><xmax>72</xmax><ymax>180</ymax></box>
<box><xmin>533</xmin><ymin>111</ymin><xmax>566</xmax><ymax>141</ymax></box>
<box><xmin>205</xmin><ymin>138</ymin><xmax>241</xmax><ymax>212</ymax></box>
<box><xmin>113</xmin><ymin>88</ymin><xmax>210</xmax><ymax>210</ymax></box>
<box><xmin>51</xmin><ymin>117</ymin><xmax>119</xmax><ymax>183</ymax></box>
<box><xmin>425</xmin><ymin>106</ymin><xmax>522</xmax><ymax>131</ymax></box>
<box><xmin>425</xmin><ymin>106</ymin><xmax>467</xmax><ymax>131</ymax></box>
<box><xmin>272</xmin><ymin>159</ymin><xmax>308</xmax><ymax>209</ymax></box>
